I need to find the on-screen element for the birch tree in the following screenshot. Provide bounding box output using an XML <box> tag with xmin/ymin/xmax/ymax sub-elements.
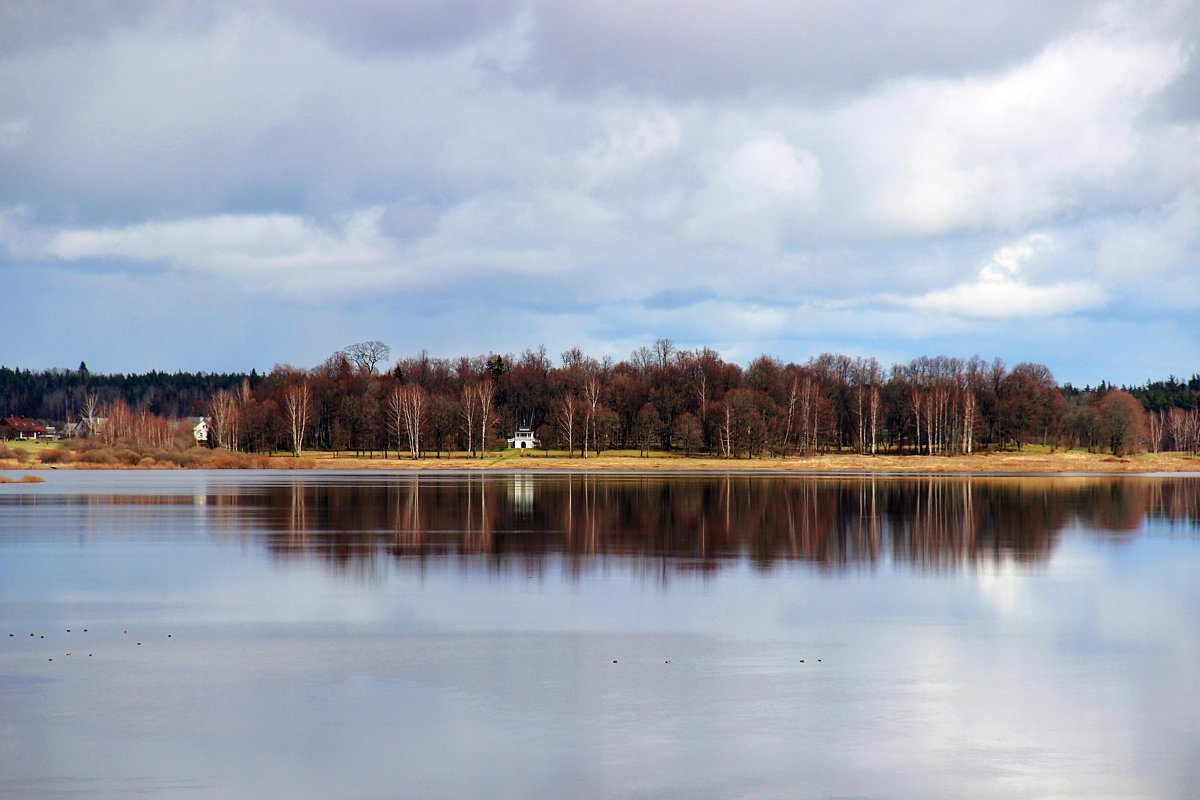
<box><xmin>781</xmin><ymin>374</ymin><xmax>799</xmax><ymax>455</ymax></box>
<box><xmin>389</xmin><ymin>384</ymin><xmax>427</xmax><ymax>459</ymax></box>
<box><xmin>284</xmin><ymin>381</ymin><xmax>311</xmax><ymax>457</ymax></box>
<box><xmin>460</xmin><ymin>383</ymin><xmax>476</xmax><ymax>457</ymax></box>
<box><xmin>81</xmin><ymin>392</ymin><xmax>101</xmax><ymax>439</ymax></box>
<box><xmin>209</xmin><ymin>389</ymin><xmax>238</xmax><ymax>451</ymax></box>
<box><xmin>1146</xmin><ymin>409</ymin><xmax>1164</xmax><ymax>453</ymax></box>
<box><xmin>475</xmin><ymin>379</ymin><xmax>496</xmax><ymax>458</ymax></box>
<box><xmin>582</xmin><ymin>376</ymin><xmax>601</xmax><ymax>459</ymax></box>
<box><xmin>557</xmin><ymin>393</ymin><xmax>579</xmax><ymax>457</ymax></box>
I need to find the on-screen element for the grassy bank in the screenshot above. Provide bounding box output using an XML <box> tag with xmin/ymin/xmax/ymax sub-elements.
<box><xmin>1</xmin><ymin>438</ymin><xmax>1197</xmax><ymax>474</ymax></box>
<box><xmin>286</xmin><ymin>447</ymin><xmax>1200</xmax><ymax>473</ymax></box>
<box><xmin>0</xmin><ymin>439</ymin><xmax>315</xmax><ymax>470</ymax></box>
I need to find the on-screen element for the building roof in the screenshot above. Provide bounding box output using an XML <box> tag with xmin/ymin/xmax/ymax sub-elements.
<box><xmin>1</xmin><ymin>417</ymin><xmax>47</xmax><ymax>433</ymax></box>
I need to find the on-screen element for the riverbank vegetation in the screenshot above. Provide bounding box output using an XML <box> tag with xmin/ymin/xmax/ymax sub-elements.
<box><xmin>2</xmin><ymin>439</ymin><xmax>314</xmax><ymax>470</ymax></box>
<box><xmin>2</xmin><ymin>341</ymin><xmax>1198</xmax><ymax>465</ymax></box>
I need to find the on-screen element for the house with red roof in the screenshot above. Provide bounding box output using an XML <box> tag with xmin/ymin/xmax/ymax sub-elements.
<box><xmin>0</xmin><ymin>417</ymin><xmax>48</xmax><ymax>441</ymax></box>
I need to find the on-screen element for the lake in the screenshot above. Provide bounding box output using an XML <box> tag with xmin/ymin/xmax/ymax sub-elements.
<box><xmin>2</xmin><ymin>470</ymin><xmax>1198</xmax><ymax>799</ymax></box>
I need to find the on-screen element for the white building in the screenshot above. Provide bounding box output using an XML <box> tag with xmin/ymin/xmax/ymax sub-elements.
<box><xmin>507</xmin><ymin>427</ymin><xmax>539</xmax><ymax>449</ymax></box>
<box><xmin>191</xmin><ymin>417</ymin><xmax>211</xmax><ymax>444</ymax></box>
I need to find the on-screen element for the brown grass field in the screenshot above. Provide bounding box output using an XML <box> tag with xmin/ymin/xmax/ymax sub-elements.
<box><xmin>285</xmin><ymin>448</ymin><xmax>1200</xmax><ymax>474</ymax></box>
<box><xmin>2</xmin><ymin>439</ymin><xmax>1197</xmax><ymax>474</ymax></box>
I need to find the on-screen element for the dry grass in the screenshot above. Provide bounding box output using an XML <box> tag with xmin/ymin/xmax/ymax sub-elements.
<box><xmin>10</xmin><ymin>443</ymin><xmax>317</xmax><ymax>470</ymax></box>
<box><xmin>7</xmin><ymin>441</ymin><xmax>1196</xmax><ymax>474</ymax></box>
<box><xmin>0</xmin><ymin>474</ymin><xmax>45</xmax><ymax>483</ymax></box>
<box><xmin>269</xmin><ymin>447</ymin><xmax>1200</xmax><ymax>474</ymax></box>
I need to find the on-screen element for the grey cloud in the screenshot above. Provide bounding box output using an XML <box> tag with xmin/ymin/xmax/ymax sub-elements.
<box><xmin>520</xmin><ymin>0</ymin><xmax>1097</xmax><ymax>100</ymax></box>
<box><xmin>0</xmin><ymin>19</ymin><xmax>499</xmax><ymax>225</ymax></box>
<box><xmin>378</xmin><ymin>196</ymin><xmax>446</xmax><ymax>241</ymax></box>
<box><xmin>0</xmin><ymin>0</ymin><xmax>160</xmax><ymax>52</ymax></box>
<box><xmin>268</xmin><ymin>0</ymin><xmax>521</xmax><ymax>53</ymax></box>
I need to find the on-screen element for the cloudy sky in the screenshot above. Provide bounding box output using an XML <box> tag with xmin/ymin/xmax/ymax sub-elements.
<box><xmin>2</xmin><ymin>0</ymin><xmax>1198</xmax><ymax>384</ymax></box>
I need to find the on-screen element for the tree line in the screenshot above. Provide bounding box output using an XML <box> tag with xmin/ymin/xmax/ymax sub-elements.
<box><xmin>4</xmin><ymin>341</ymin><xmax>1199</xmax><ymax>457</ymax></box>
<box><xmin>0</xmin><ymin>363</ymin><xmax>255</xmax><ymax>421</ymax></box>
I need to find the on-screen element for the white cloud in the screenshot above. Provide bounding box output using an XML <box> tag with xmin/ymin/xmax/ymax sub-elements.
<box><xmin>903</xmin><ymin>235</ymin><xmax>1108</xmax><ymax>319</ymax></box>
<box><xmin>48</xmin><ymin>209</ymin><xmax>389</xmax><ymax>272</ymax></box>
<box><xmin>41</xmin><ymin>208</ymin><xmax>440</xmax><ymax>300</ymax></box>
<box><xmin>575</xmin><ymin>111</ymin><xmax>681</xmax><ymax>187</ymax></box>
<box><xmin>908</xmin><ymin>280</ymin><xmax>1109</xmax><ymax>319</ymax></box>
<box><xmin>823</xmin><ymin>21</ymin><xmax>1190</xmax><ymax>236</ymax></box>
<box><xmin>980</xmin><ymin>234</ymin><xmax>1052</xmax><ymax>282</ymax></box>
<box><xmin>38</xmin><ymin>202</ymin><xmax>588</xmax><ymax>301</ymax></box>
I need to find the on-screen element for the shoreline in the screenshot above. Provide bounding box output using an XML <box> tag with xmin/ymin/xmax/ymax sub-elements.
<box><xmin>4</xmin><ymin>447</ymin><xmax>1199</xmax><ymax>475</ymax></box>
<box><xmin>276</xmin><ymin>451</ymin><xmax>1200</xmax><ymax>475</ymax></box>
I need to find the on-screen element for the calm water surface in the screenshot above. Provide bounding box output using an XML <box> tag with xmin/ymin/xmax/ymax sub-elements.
<box><xmin>2</xmin><ymin>471</ymin><xmax>1199</xmax><ymax>799</ymax></box>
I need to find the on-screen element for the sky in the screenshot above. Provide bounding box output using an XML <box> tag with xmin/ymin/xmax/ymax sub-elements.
<box><xmin>1</xmin><ymin>0</ymin><xmax>1198</xmax><ymax>385</ymax></box>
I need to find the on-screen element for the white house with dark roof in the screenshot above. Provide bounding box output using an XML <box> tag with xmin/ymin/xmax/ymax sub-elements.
<box><xmin>191</xmin><ymin>417</ymin><xmax>211</xmax><ymax>444</ymax></box>
<box><xmin>507</xmin><ymin>427</ymin><xmax>539</xmax><ymax>449</ymax></box>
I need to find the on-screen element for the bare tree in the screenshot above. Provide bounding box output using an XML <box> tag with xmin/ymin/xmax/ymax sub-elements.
<box><xmin>460</xmin><ymin>384</ymin><xmax>476</xmax><ymax>457</ymax></box>
<box><xmin>868</xmin><ymin>383</ymin><xmax>882</xmax><ymax>455</ymax></box>
<box><xmin>81</xmin><ymin>392</ymin><xmax>101</xmax><ymax>439</ymax></box>
<box><xmin>557</xmin><ymin>393</ymin><xmax>579</xmax><ymax>457</ymax></box>
<box><xmin>345</xmin><ymin>340</ymin><xmax>392</xmax><ymax>373</ymax></box>
<box><xmin>781</xmin><ymin>375</ymin><xmax>799</xmax><ymax>455</ymax></box>
<box><xmin>653</xmin><ymin>338</ymin><xmax>676</xmax><ymax>368</ymax></box>
<box><xmin>284</xmin><ymin>381</ymin><xmax>311</xmax><ymax>457</ymax></box>
<box><xmin>799</xmin><ymin>376</ymin><xmax>820</xmax><ymax>453</ymax></box>
<box><xmin>387</xmin><ymin>387</ymin><xmax>405</xmax><ymax>458</ymax></box>
<box><xmin>475</xmin><ymin>379</ymin><xmax>496</xmax><ymax>458</ymax></box>
<box><xmin>582</xmin><ymin>376</ymin><xmax>601</xmax><ymax>459</ymax></box>
<box><xmin>909</xmin><ymin>386</ymin><xmax>925</xmax><ymax>455</ymax></box>
<box><xmin>718</xmin><ymin>400</ymin><xmax>734</xmax><ymax>458</ymax></box>
<box><xmin>629</xmin><ymin>346</ymin><xmax>655</xmax><ymax>374</ymax></box>
<box><xmin>851</xmin><ymin>358</ymin><xmax>882</xmax><ymax>455</ymax></box>
<box><xmin>1165</xmin><ymin>407</ymin><xmax>1200</xmax><ymax>454</ymax></box>
<box><xmin>234</xmin><ymin>378</ymin><xmax>253</xmax><ymax>452</ymax></box>
<box><xmin>636</xmin><ymin>402</ymin><xmax>660</xmax><ymax>457</ymax></box>
<box><xmin>426</xmin><ymin>393</ymin><xmax>457</xmax><ymax>457</ymax></box>
<box><xmin>100</xmin><ymin>399</ymin><xmax>131</xmax><ymax>445</ymax></box>
<box><xmin>209</xmin><ymin>389</ymin><xmax>238</xmax><ymax>451</ymax></box>
<box><xmin>389</xmin><ymin>385</ymin><xmax>427</xmax><ymax>459</ymax></box>
<box><xmin>560</xmin><ymin>346</ymin><xmax>586</xmax><ymax>369</ymax></box>
<box><xmin>673</xmin><ymin>411</ymin><xmax>701</xmax><ymax>456</ymax></box>
<box><xmin>1147</xmin><ymin>409</ymin><xmax>1164</xmax><ymax>453</ymax></box>
<box><xmin>961</xmin><ymin>386</ymin><xmax>977</xmax><ymax>454</ymax></box>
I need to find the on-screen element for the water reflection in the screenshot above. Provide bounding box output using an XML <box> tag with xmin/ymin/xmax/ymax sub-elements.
<box><xmin>4</xmin><ymin>472</ymin><xmax>1200</xmax><ymax>800</ymax></box>
<box><xmin>6</xmin><ymin>473</ymin><xmax>1197</xmax><ymax>575</ymax></box>
<box><xmin>195</xmin><ymin>475</ymin><xmax>1200</xmax><ymax>575</ymax></box>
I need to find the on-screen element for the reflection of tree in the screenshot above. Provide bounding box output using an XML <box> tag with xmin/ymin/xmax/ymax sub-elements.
<box><xmin>885</xmin><ymin>479</ymin><xmax>1071</xmax><ymax>570</ymax></box>
<box><xmin>196</xmin><ymin>476</ymin><xmax>1200</xmax><ymax>577</ymax></box>
<box><xmin>1146</xmin><ymin>479</ymin><xmax>1200</xmax><ymax>530</ymax></box>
